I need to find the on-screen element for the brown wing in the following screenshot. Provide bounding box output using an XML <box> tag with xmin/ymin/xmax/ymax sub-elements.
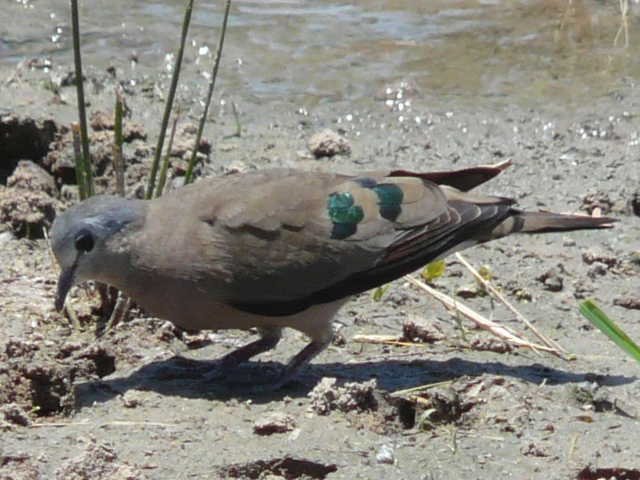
<box><xmin>148</xmin><ymin>167</ymin><xmax>611</xmax><ymax>317</ymax></box>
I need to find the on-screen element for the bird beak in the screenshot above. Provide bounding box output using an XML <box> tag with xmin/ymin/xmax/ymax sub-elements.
<box><xmin>55</xmin><ymin>261</ymin><xmax>78</xmax><ymax>312</ymax></box>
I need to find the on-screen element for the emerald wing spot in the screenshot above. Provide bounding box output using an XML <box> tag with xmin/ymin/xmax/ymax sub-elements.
<box><xmin>371</xmin><ymin>183</ymin><xmax>403</xmax><ymax>221</ymax></box>
<box><xmin>327</xmin><ymin>192</ymin><xmax>364</xmax><ymax>239</ymax></box>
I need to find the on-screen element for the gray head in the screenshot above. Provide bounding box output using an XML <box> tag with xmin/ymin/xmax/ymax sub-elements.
<box><xmin>49</xmin><ymin>195</ymin><xmax>146</xmax><ymax>311</ymax></box>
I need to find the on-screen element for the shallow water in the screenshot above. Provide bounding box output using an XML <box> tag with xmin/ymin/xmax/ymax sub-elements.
<box><xmin>3</xmin><ymin>0</ymin><xmax>640</xmax><ymax>109</ymax></box>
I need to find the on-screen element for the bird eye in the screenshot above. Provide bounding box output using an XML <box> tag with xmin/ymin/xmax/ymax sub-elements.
<box><xmin>74</xmin><ymin>229</ymin><xmax>94</xmax><ymax>253</ymax></box>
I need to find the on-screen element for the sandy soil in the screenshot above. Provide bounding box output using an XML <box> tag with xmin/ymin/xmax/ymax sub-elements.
<box><xmin>2</xmin><ymin>58</ymin><xmax>640</xmax><ymax>480</ymax></box>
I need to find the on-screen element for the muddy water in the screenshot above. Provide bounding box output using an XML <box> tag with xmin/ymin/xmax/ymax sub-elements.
<box><xmin>3</xmin><ymin>0</ymin><xmax>640</xmax><ymax>109</ymax></box>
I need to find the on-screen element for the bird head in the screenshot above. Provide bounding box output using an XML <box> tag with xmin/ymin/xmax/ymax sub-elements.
<box><xmin>49</xmin><ymin>195</ymin><xmax>145</xmax><ymax>311</ymax></box>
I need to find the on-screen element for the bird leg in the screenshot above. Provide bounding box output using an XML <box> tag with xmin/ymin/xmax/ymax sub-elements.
<box><xmin>215</xmin><ymin>327</ymin><xmax>283</xmax><ymax>369</ymax></box>
<box><xmin>286</xmin><ymin>337</ymin><xmax>332</xmax><ymax>371</ymax></box>
<box><xmin>197</xmin><ymin>327</ymin><xmax>283</xmax><ymax>382</ymax></box>
<box><xmin>154</xmin><ymin>327</ymin><xmax>283</xmax><ymax>382</ymax></box>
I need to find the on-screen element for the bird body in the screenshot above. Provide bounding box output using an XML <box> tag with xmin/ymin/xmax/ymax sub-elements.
<box><xmin>49</xmin><ymin>166</ymin><xmax>615</xmax><ymax>372</ymax></box>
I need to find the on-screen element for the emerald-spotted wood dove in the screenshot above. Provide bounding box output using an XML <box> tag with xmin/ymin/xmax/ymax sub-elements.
<box><xmin>49</xmin><ymin>165</ymin><xmax>614</xmax><ymax>374</ymax></box>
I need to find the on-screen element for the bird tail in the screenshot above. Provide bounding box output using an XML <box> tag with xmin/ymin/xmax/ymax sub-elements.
<box><xmin>391</xmin><ymin>158</ymin><xmax>513</xmax><ymax>192</ymax></box>
<box><xmin>490</xmin><ymin>211</ymin><xmax>616</xmax><ymax>239</ymax></box>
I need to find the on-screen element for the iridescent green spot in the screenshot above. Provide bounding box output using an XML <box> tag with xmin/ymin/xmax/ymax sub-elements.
<box><xmin>331</xmin><ymin>223</ymin><xmax>357</xmax><ymax>239</ymax></box>
<box><xmin>371</xmin><ymin>183</ymin><xmax>403</xmax><ymax>221</ymax></box>
<box><xmin>327</xmin><ymin>192</ymin><xmax>364</xmax><ymax>239</ymax></box>
<box><xmin>327</xmin><ymin>192</ymin><xmax>364</xmax><ymax>224</ymax></box>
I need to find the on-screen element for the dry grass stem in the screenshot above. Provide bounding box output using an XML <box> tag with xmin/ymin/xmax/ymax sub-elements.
<box><xmin>352</xmin><ymin>334</ymin><xmax>421</xmax><ymax>347</ymax></box>
<box><xmin>454</xmin><ymin>252</ymin><xmax>567</xmax><ymax>355</ymax></box>
<box><xmin>404</xmin><ymin>275</ymin><xmax>565</xmax><ymax>358</ymax></box>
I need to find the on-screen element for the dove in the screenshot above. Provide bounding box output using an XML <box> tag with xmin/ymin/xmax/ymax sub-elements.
<box><xmin>49</xmin><ymin>164</ymin><xmax>614</xmax><ymax>375</ymax></box>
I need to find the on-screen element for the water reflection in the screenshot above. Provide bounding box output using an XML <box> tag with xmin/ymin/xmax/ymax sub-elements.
<box><xmin>2</xmin><ymin>0</ymin><xmax>638</xmax><ymax>108</ymax></box>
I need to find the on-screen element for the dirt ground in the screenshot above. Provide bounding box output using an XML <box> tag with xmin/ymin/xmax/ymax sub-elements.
<box><xmin>2</xmin><ymin>50</ymin><xmax>640</xmax><ymax>479</ymax></box>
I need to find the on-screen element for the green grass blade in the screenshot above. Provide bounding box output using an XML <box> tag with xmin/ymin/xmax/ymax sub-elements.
<box><xmin>113</xmin><ymin>89</ymin><xmax>125</xmax><ymax>197</ymax></box>
<box><xmin>70</xmin><ymin>0</ymin><xmax>94</xmax><ymax>198</ymax></box>
<box><xmin>145</xmin><ymin>0</ymin><xmax>194</xmax><ymax>198</ymax></box>
<box><xmin>579</xmin><ymin>299</ymin><xmax>640</xmax><ymax>365</ymax></box>
<box><xmin>184</xmin><ymin>0</ymin><xmax>232</xmax><ymax>185</ymax></box>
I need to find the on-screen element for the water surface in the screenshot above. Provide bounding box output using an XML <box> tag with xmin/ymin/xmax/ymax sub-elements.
<box><xmin>3</xmin><ymin>0</ymin><xmax>639</xmax><ymax>109</ymax></box>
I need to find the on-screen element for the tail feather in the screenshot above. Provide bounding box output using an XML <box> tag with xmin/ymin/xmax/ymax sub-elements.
<box><xmin>390</xmin><ymin>159</ymin><xmax>513</xmax><ymax>193</ymax></box>
<box><xmin>491</xmin><ymin>211</ymin><xmax>616</xmax><ymax>239</ymax></box>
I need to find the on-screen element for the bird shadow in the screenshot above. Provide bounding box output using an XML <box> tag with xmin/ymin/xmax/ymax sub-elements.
<box><xmin>73</xmin><ymin>354</ymin><xmax>635</xmax><ymax>410</ymax></box>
